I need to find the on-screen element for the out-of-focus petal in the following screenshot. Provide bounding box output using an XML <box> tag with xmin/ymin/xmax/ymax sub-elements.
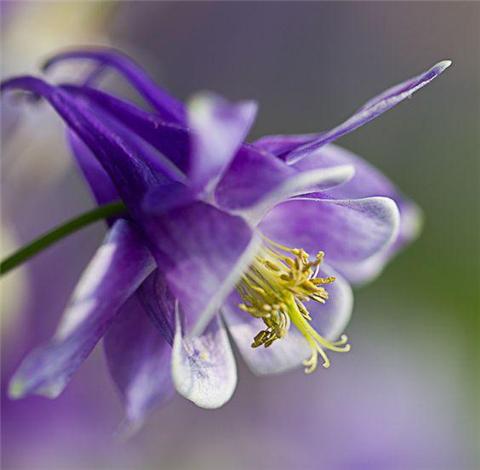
<box><xmin>188</xmin><ymin>93</ymin><xmax>257</xmax><ymax>193</ymax></box>
<box><xmin>291</xmin><ymin>144</ymin><xmax>423</xmax><ymax>283</ymax></box>
<box><xmin>172</xmin><ymin>310</ymin><xmax>237</xmax><ymax>409</ymax></box>
<box><xmin>263</xmin><ymin>61</ymin><xmax>451</xmax><ymax>164</ymax></box>
<box><xmin>9</xmin><ymin>220</ymin><xmax>155</xmax><ymax>399</ymax></box>
<box><xmin>259</xmin><ymin>197</ymin><xmax>399</xmax><ymax>272</ymax></box>
<box><xmin>144</xmin><ymin>201</ymin><xmax>261</xmax><ymax>336</ymax></box>
<box><xmin>43</xmin><ymin>47</ymin><xmax>186</xmax><ymax>123</ymax></box>
<box><xmin>223</xmin><ymin>264</ymin><xmax>352</xmax><ymax>375</ymax></box>
<box><xmin>104</xmin><ymin>289</ymin><xmax>174</xmax><ymax>434</ymax></box>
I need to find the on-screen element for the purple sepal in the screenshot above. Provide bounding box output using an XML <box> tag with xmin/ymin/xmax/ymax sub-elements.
<box><xmin>9</xmin><ymin>220</ymin><xmax>155</xmax><ymax>399</ymax></box>
<box><xmin>253</xmin><ymin>61</ymin><xmax>451</xmax><ymax>164</ymax></box>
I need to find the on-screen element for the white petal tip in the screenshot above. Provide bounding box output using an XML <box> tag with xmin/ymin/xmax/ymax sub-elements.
<box><xmin>434</xmin><ymin>60</ymin><xmax>452</xmax><ymax>73</ymax></box>
<box><xmin>186</xmin><ymin>391</ymin><xmax>233</xmax><ymax>409</ymax></box>
<box><xmin>172</xmin><ymin>315</ymin><xmax>237</xmax><ymax>409</ymax></box>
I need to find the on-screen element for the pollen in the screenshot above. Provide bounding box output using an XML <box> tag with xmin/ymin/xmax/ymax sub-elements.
<box><xmin>237</xmin><ymin>237</ymin><xmax>350</xmax><ymax>373</ymax></box>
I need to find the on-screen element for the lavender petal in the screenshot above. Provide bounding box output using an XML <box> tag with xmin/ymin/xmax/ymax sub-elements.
<box><xmin>188</xmin><ymin>93</ymin><xmax>257</xmax><ymax>193</ymax></box>
<box><xmin>259</xmin><ymin>196</ymin><xmax>400</xmax><ymax>271</ymax></box>
<box><xmin>9</xmin><ymin>220</ymin><xmax>155</xmax><ymax>399</ymax></box>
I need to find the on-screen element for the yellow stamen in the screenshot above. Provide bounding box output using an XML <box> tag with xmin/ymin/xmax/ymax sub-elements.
<box><xmin>237</xmin><ymin>237</ymin><xmax>350</xmax><ymax>373</ymax></box>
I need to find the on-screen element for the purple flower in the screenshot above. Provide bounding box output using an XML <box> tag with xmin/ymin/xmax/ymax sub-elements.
<box><xmin>1</xmin><ymin>49</ymin><xmax>450</xmax><ymax>431</ymax></box>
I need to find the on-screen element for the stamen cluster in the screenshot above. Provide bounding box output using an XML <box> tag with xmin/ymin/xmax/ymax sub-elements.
<box><xmin>237</xmin><ymin>238</ymin><xmax>350</xmax><ymax>373</ymax></box>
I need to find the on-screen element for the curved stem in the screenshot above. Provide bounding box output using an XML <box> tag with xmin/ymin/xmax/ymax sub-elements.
<box><xmin>0</xmin><ymin>201</ymin><xmax>127</xmax><ymax>276</ymax></box>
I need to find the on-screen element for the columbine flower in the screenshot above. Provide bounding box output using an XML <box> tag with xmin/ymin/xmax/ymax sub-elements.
<box><xmin>1</xmin><ymin>49</ymin><xmax>450</xmax><ymax>431</ymax></box>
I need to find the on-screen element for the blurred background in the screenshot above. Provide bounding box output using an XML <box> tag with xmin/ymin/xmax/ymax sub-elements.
<box><xmin>1</xmin><ymin>2</ymin><xmax>479</xmax><ymax>469</ymax></box>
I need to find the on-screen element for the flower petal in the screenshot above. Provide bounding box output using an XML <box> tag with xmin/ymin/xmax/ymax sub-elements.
<box><xmin>172</xmin><ymin>309</ymin><xmax>237</xmax><ymax>409</ymax></box>
<box><xmin>253</xmin><ymin>133</ymin><xmax>316</xmax><ymax>156</ymax></box>
<box><xmin>67</xmin><ymin>131</ymin><xmax>119</xmax><ymax>205</ymax></box>
<box><xmin>104</xmin><ymin>288</ymin><xmax>174</xmax><ymax>434</ymax></box>
<box><xmin>291</xmin><ymin>144</ymin><xmax>423</xmax><ymax>283</ymax></box>
<box><xmin>141</xmin><ymin>182</ymin><xmax>196</xmax><ymax>216</ymax></box>
<box><xmin>215</xmin><ymin>145</ymin><xmax>352</xmax><ymax>215</ymax></box>
<box><xmin>143</xmin><ymin>201</ymin><xmax>261</xmax><ymax>336</ymax></box>
<box><xmin>136</xmin><ymin>270</ymin><xmax>176</xmax><ymax>345</ymax></box>
<box><xmin>215</xmin><ymin>145</ymin><xmax>294</xmax><ymax>209</ymax></box>
<box><xmin>62</xmin><ymin>85</ymin><xmax>190</xmax><ymax>174</ymax></box>
<box><xmin>277</xmin><ymin>60</ymin><xmax>451</xmax><ymax>163</ymax></box>
<box><xmin>43</xmin><ymin>47</ymin><xmax>186</xmax><ymax>123</ymax></box>
<box><xmin>9</xmin><ymin>220</ymin><xmax>155</xmax><ymax>399</ymax></box>
<box><xmin>223</xmin><ymin>264</ymin><xmax>352</xmax><ymax>375</ymax></box>
<box><xmin>259</xmin><ymin>196</ymin><xmax>400</xmax><ymax>270</ymax></box>
<box><xmin>241</xmin><ymin>165</ymin><xmax>355</xmax><ymax>224</ymax></box>
<box><xmin>188</xmin><ymin>93</ymin><xmax>257</xmax><ymax>193</ymax></box>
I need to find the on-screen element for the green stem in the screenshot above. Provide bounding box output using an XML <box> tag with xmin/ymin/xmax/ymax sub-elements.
<box><xmin>0</xmin><ymin>201</ymin><xmax>127</xmax><ymax>276</ymax></box>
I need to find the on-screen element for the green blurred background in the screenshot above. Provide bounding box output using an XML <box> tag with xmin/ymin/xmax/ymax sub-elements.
<box><xmin>1</xmin><ymin>2</ymin><xmax>479</xmax><ymax>469</ymax></box>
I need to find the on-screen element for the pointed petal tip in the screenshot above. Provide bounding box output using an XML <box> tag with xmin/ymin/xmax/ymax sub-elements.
<box><xmin>434</xmin><ymin>59</ymin><xmax>452</xmax><ymax>73</ymax></box>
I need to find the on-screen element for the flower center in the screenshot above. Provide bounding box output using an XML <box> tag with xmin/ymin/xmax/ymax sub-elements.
<box><xmin>237</xmin><ymin>237</ymin><xmax>350</xmax><ymax>373</ymax></box>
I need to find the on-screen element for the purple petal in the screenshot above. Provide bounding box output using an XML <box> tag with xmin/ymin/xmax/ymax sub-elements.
<box><xmin>292</xmin><ymin>144</ymin><xmax>423</xmax><ymax>283</ymax></box>
<box><xmin>259</xmin><ymin>197</ymin><xmax>400</xmax><ymax>271</ymax></box>
<box><xmin>9</xmin><ymin>220</ymin><xmax>155</xmax><ymax>399</ymax></box>
<box><xmin>284</xmin><ymin>60</ymin><xmax>452</xmax><ymax>163</ymax></box>
<box><xmin>136</xmin><ymin>270</ymin><xmax>176</xmax><ymax>345</ymax></box>
<box><xmin>43</xmin><ymin>48</ymin><xmax>186</xmax><ymax>123</ymax></box>
<box><xmin>215</xmin><ymin>145</ymin><xmax>295</xmax><ymax>210</ymax></box>
<box><xmin>215</xmin><ymin>145</ymin><xmax>352</xmax><ymax>214</ymax></box>
<box><xmin>104</xmin><ymin>288</ymin><xmax>174</xmax><ymax>434</ymax></box>
<box><xmin>253</xmin><ymin>133</ymin><xmax>316</xmax><ymax>156</ymax></box>
<box><xmin>62</xmin><ymin>85</ymin><xmax>190</xmax><ymax>174</ymax></box>
<box><xmin>188</xmin><ymin>93</ymin><xmax>257</xmax><ymax>193</ymax></box>
<box><xmin>141</xmin><ymin>183</ymin><xmax>196</xmax><ymax>216</ymax></box>
<box><xmin>67</xmin><ymin>131</ymin><xmax>119</xmax><ymax>206</ymax></box>
<box><xmin>172</xmin><ymin>310</ymin><xmax>237</xmax><ymax>408</ymax></box>
<box><xmin>242</xmin><ymin>165</ymin><xmax>355</xmax><ymax>224</ymax></box>
<box><xmin>143</xmin><ymin>201</ymin><xmax>261</xmax><ymax>336</ymax></box>
<box><xmin>223</xmin><ymin>264</ymin><xmax>352</xmax><ymax>375</ymax></box>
